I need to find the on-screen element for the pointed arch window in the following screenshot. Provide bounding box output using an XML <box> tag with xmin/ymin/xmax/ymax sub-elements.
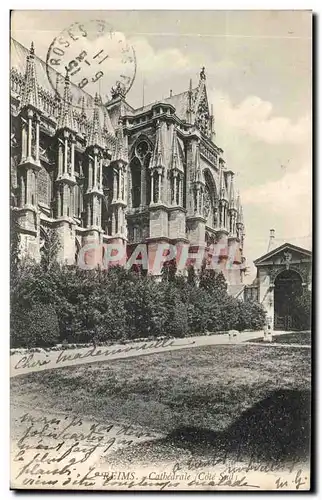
<box><xmin>145</xmin><ymin>153</ymin><xmax>152</xmax><ymax>205</ymax></box>
<box><xmin>130</xmin><ymin>157</ymin><xmax>141</xmax><ymax>208</ymax></box>
<box><xmin>204</xmin><ymin>170</ymin><xmax>219</xmax><ymax>228</ymax></box>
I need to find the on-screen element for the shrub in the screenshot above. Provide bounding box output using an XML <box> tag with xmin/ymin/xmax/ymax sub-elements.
<box><xmin>293</xmin><ymin>290</ymin><xmax>312</xmax><ymax>330</ymax></box>
<box><xmin>11</xmin><ymin>303</ymin><xmax>60</xmax><ymax>348</ymax></box>
<box><xmin>237</xmin><ymin>299</ymin><xmax>266</xmax><ymax>331</ymax></box>
<box><xmin>10</xmin><ymin>262</ymin><xmax>268</xmax><ymax>347</ymax></box>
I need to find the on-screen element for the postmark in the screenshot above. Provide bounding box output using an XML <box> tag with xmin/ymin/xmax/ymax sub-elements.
<box><xmin>46</xmin><ymin>19</ymin><xmax>136</xmax><ymax>109</ymax></box>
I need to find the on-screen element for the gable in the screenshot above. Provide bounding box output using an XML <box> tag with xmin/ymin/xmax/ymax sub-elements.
<box><xmin>254</xmin><ymin>243</ymin><xmax>312</xmax><ymax>267</ymax></box>
<box><xmin>194</xmin><ymin>85</ymin><xmax>211</xmax><ymax>136</ymax></box>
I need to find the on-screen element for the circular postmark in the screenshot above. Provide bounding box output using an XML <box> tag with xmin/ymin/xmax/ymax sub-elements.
<box><xmin>46</xmin><ymin>19</ymin><xmax>136</xmax><ymax>110</ymax></box>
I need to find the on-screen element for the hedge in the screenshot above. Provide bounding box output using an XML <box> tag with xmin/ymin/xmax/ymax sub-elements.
<box><xmin>10</xmin><ymin>262</ymin><xmax>267</xmax><ymax>348</ymax></box>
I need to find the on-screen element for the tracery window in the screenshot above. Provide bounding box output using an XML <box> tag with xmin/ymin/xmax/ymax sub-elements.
<box><xmin>203</xmin><ymin>170</ymin><xmax>218</xmax><ymax>228</ymax></box>
<box><xmin>129</xmin><ymin>139</ymin><xmax>152</xmax><ymax>208</ymax></box>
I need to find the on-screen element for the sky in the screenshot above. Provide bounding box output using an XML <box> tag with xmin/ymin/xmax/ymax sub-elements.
<box><xmin>11</xmin><ymin>10</ymin><xmax>312</xmax><ymax>282</ymax></box>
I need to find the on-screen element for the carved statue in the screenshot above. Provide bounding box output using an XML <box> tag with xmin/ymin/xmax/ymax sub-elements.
<box><xmin>200</xmin><ymin>67</ymin><xmax>206</xmax><ymax>81</ymax></box>
<box><xmin>283</xmin><ymin>250</ymin><xmax>292</xmax><ymax>270</ymax></box>
<box><xmin>111</xmin><ymin>81</ymin><xmax>126</xmax><ymax>99</ymax></box>
<box><xmin>203</xmin><ymin>188</ymin><xmax>211</xmax><ymax>220</ymax></box>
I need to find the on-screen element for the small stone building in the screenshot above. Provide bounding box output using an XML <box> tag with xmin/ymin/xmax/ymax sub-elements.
<box><xmin>247</xmin><ymin>240</ymin><xmax>312</xmax><ymax>331</ymax></box>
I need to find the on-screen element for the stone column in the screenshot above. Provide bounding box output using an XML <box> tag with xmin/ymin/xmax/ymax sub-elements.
<box><xmin>27</xmin><ymin>115</ymin><xmax>32</xmax><ymax>159</ymax></box>
<box><xmin>71</xmin><ymin>139</ymin><xmax>75</xmax><ymax>177</ymax></box>
<box><xmin>88</xmin><ymin>161</ymin><xmax>93</xmax><ymax>190</ymax></box>
<box><xmin>99</xmin><ymin>158</ymin><xmax>103</xmax><ymax>190</ymax></box>
<box><xmin>112</xmin><ymin>211</ymin><xmax>116</xmax><ymax>234</ymax></box>
<box><xmin>20</xmin><ymin>173</ymin><xmax>25</xmax><ymax>206</ymax></box>
<box><xmin>93</xmin><ymin>155</ymin><xmax>98</xmax><ymax>188</ymax></box>
<box><xmin>151</xmin><ymin>172</ymin><xmax>154</xmax><ymax>203</ymax></box>
<box><xmin>35</xmin><ymin>118</ymin><xmax>40</xmax><ymax>163</ymax></box>
<box><xmin>21</xmin><ymin>122</ymin><xmax>27</xmax><ymax>160</ymax></box>
<box><xmin>173</xmin><ymin>174</ymin><xmax>177</xmax><ymax>205</ymax></box>
<box><xmin>113</xmin><ymin>169</ymin><xmax>117</xmax><ymax>200</ymax></box>
<box><xmin>64</xmin><ymin>137</ymin><xmax>68</xmax><ymax>174</ymax></box>
<box><xmin>158</xmin><ymin>172</ymin><xmax>162</xmax><ymax>203</ymax></box>
<box><xmin>58</xmin><ymin>143</ymin><xmax>63</xmax><ymax>177</ymax></box>
<box><xmin>118</xmin><ymin>167</ymin><xmax>122</xmax><ymax>200</ymax></box>
<box><xmin>196</xmin><ymin>187</ymin><xmax>200</xmax><ymax>214</ymax></box>
<box><xmin>87</xmin><ymin>200</ymin><xmax>91</xmax><ymax>227</ymax></box>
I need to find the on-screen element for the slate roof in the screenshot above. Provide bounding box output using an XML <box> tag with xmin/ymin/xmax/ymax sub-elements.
<box><xmin>134</xmin><ymin>88</ymin><xmax>198</xmax><ymax>121</ymax></box>
<box><xmin>11</xmin><ymin>39</ymin><xmax>94</xmax><ymax>108</ymax></box>
<box><xmin>10</xmin><ymin>38</ymin><xmax>115</xmax><ymax>137</ymax></box>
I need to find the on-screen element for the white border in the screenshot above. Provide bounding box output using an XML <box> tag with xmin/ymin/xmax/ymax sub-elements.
<box><xmin>2</xmin><ymin>3</ymin><xmax>319</xmax><ymax>498</ymax></box>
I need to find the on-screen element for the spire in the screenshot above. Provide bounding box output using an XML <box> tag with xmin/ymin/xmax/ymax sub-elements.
<box><xmin>199</xmin><ymin>66</ymin><xmax>206</xmax><ymax>82</ymax></box>
<box><xmin>187</xmin><ymin>78</ymin><xmax>194</xmax><ymax>124</ymax></box>
<box><xmin>79</xmin><ymin>96</ymin><xmax>87</xmax><ymax>135</ymax></box>
<box><xmin>21</xmin><ymin>42</ymin><xmax>40</xmax><ymax>110</ymax></box>
<box><xmin>112</xmin><ymin>120</ymin><xmax>127</xmax><ymax>163</ymax></box>
<box><xmin>219</xmin><ymin>162</ymin><xmax>228</xmax><ymax>201</ymax></box>
<box><xmin>228</xmin><ymin>174</ymin><xmax>237</xmax><ymax>210</ymax></box>
<box><xmin>81</xmin><ymin>96</ymin><xmax>86</xmax><ymax>117</ymax></box>
<box><xmin>194</xmin><ymin>67</ymin><xmax>211</xmax><ymax>136</ymax></box>
<box><xmin>88</xmin><ymin>93</ymin><xmax>104</xmax><ymax>148</ymax></box>
<box><xmin>194</xmin><ymin>143</ymin><xmax>205</xmax><ymax>185</ymax></box>
<box><xmin>210</xmin><ymin>103</ymin><xmax>216</xmax><ymax>141</ymax></box>
<box><xmin>236</xmin><ymin>192</ymin><xmax>244</xmax><ymax>225</ymax></box>
<box><xmin>54</xmin><ymin>73</ymin><xmax>62</xmax><ymax>119</ymax></box>
<box><xmin>57</xmin><ymin>69</ymin><xmax>76</xmax><ymax>132</ymax></box>
<box><xmin>150</xmin><ymin>121</ymin><xmax>165</xmax><ymax>169</ymax></box>
<box><xmin>102</xmin><ymin>105</ymin><xmax>114</xmax><ymax>137</ymax></box>
<box><xmin>171</xmin><ymin>128</ymin><xmax>184</xmax><ymax>173</ymax></box>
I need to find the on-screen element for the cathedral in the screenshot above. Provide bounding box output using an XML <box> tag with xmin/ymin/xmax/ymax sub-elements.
<box><xmin>10</xmin><ymin>38</ymin><xmax>246</xmax><ymax>286</ymax></box>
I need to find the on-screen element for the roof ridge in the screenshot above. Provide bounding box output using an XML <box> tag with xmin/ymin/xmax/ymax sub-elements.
<box><xmin>11</xmin><ymin>37</ymin><xmax>94</xmax><ymax>102</ymax></box>
<box><xmin>134</xmin><ymin>86</ymin><xmax>198</xmax><ymax>113</ymax></box>
<box><xmin>254</xmin><ymin>242</ymin><xmax>312</xmax><ymax>265</ymax></box>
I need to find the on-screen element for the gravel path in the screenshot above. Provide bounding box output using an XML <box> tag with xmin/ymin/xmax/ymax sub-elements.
<box><xmin>10</xmin><ymin>330</ymin><xmax>298</xmax><ymax>378</ymax></box>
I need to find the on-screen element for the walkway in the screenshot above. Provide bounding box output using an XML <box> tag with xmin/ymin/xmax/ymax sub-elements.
<box><xmin>10</xmin><ymin>330</ymin><xmax>307</xmax><ymax>378</ymax></box>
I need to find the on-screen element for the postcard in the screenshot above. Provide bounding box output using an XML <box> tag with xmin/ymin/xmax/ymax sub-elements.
<box><xmin>10</xmin><ymin>10</ymin><xmax>312</xmax><ymax>491</ymax></box>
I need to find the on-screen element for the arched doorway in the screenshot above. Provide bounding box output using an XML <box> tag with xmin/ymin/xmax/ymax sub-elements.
<box><xmin>274</xmin><ymin>270</ymin><xmax>303</xmax><ymax>330</ymax></box>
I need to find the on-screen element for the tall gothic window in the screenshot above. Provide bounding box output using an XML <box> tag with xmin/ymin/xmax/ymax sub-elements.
<box><xmin>130</xmin><ymin>139</ymin><xmax>152</xmax><ymax>208</ymax></box>
<box><xmin>130</xmin><ymin>157</ymin><xmax>141</xmax><ymax>208</ymax></box>
<box><xmin>204</xmin><ymin>170</ymin><xmax>218</xmax><ymax>228</ymax></box>
<box><xmin>145</xmin><ymin>153</ymin><xmax>151</xmax><ymax>205</ymax></box>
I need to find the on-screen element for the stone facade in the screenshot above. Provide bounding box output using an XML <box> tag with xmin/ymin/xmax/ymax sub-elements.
<box><xmin>249</xmin><ymin>243</ymin><xmax>312</xmax><ymax>330</ymax></box>
<box><xmin>10</xmin><ymin>39</ymin><xmax>246</xmax><ymax>284</ymax></box>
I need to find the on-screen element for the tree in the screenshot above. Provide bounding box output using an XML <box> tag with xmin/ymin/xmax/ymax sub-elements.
<box><xmin>214</xmin><ymin>271</ymin><xmax>228</xmax><ymax>295</ymax></box>
<box><xmin>11</xmin><ymin>302</ymin><xmax>60</xmax><ymax>348</ymax></box>
<box><xmin>199</xmin><ymin>267</ymin><xmax>228</xmax><ymax>297</ymax></box>
<box><xmin>40</xmin><ymin>229</ymin><xmax>61</xmax><ymax>271</ymax></box>
<box><xmin>187</xmin><ymin>265</ymin><xmax>197</xmax><ymax>287</ymax></box>
<box><xmin>161</xmin><ymin>259</ymin><xmax>177</xmax><ymax>283</ymax></box>
<box><xmin>237</xmin><ymin>299</ymin><xmax>266</xmax><ymax>331</ymax></box>
<box><xmin>10</xmin><ymin>210</ymin><xmax>21</xmax><ymax>281</ymax></box>
<box><xmin>293</xmin><ymin>289</ymin><xmax>311</xmax><ymax>330</ymax></box>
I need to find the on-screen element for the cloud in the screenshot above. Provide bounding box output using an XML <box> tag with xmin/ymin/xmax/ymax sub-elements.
<box><xmin>211</xmin><ymin>90</ymin><xmax>311</xmax><ymax>146</ymax></box>
<box><xmin>242</xmin><ymin>163</ymin><xmax>311</xmax><ymax>210</ymax></box>
<box><xmin>242</xmin><ymin>162</ymin><xmax>312</xmax><ymax>249</ymax></box>
<box><xmin>129</xmin><ymin>37</ymin><xmax>190</xmax><ymax>78</ymax></box>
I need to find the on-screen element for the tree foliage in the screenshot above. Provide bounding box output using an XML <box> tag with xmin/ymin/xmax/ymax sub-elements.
<box><xmin>10</xmin><ymin>260</ymin><xmax>266</xmax><ymax>347</ymax></box>
<box><xmin>293</xmin><ymin>289</ymin><xmax>312</xmax><ymax>330</ymax></box>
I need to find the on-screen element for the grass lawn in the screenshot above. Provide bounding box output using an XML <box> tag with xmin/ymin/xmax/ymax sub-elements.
<box><xmin>248</xmin><ymin>331</ymin><xmax>311</xmax><ymax>345</ymax></box>
<box><xmin>11</xmin><ymin>344</ymin><xmax>311</xmax><ymax>465</ymax></box>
